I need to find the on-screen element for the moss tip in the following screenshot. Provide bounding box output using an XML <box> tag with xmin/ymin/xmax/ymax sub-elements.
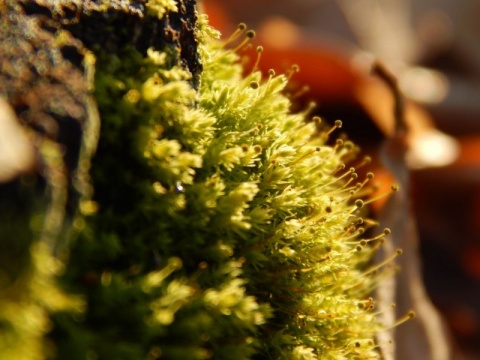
<box><xmin>355</xmin><ymin>199</ymin><xmax>364</xmax><ymax>208</ymax></box>
<box><xmin>246</xmin><ymin>30</ymin><xmax>256</xmax><ymax>39</ymax></box>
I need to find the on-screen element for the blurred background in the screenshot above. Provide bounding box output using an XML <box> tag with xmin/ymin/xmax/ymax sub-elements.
<box><xmin>201</xmin><ymin>0</ymin><xmax>480</xmax><ymax>358</ymax></box>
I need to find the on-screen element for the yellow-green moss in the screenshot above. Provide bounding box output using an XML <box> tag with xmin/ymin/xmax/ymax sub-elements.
<box><xmin>1</xmin><ymin>4</ymin><xmax>397</xmax><ymax>360</ymax></box>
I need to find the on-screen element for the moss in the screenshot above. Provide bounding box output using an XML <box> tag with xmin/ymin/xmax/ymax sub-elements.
<box><xmin>194</xmin><ymin>17</ymin><xmax>384</xmax><ymax>359</ymax></box>
<box><xmin>1</xmin><ymin>3</ymin><xmax>397</xmax><ymax>360</ymax></box>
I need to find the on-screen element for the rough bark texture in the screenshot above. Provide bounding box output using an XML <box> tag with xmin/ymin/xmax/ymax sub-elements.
<box><xmin>0</xmin><ymin>0</ymin><xmax>199</xmax><ymax>257</ymax></box>
<box><xmin>0</xmin><ymin>2</ymin><xmax>201</xmax><ymax>357</ymax></box>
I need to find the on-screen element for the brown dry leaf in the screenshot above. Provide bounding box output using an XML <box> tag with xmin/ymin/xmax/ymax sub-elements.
<box><xmin>373</xmin><ymin>64</ymin><xmax>457</xmax><ymax>360</ymax></box>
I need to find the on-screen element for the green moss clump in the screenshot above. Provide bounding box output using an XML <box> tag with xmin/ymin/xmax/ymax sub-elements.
<box><xmin>195</xmin><ymin>18</ymin><xmax>385</xmax><ymax>359</ymax></box>
<box><xmin>1</xmin><ymin>5</ymin><xmax>397</xmax><ymax>360</ymax></box>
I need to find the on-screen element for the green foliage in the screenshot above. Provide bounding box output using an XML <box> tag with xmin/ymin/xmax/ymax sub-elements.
<box><xmin>194</xmin><ymin>17</ymin><xmax>384</xmax><ymax>359</ymax></box>
<box><xmin>0</xmin><ymin>241</ymin><xmax>84</xmax><ymax>360</ymax></box>
<box><xmin>0</xmin><ymin>6</ymin><xmax>395</xmax><ymax>360</ymax></box>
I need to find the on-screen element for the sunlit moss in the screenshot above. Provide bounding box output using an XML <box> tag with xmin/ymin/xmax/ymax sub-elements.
<box><xmin>1</xmin><ymin>5</ymin><xmax>398</xmax><ymax>360</ymax></box>
<box><xmin>0</xmin><ymin>244</ymin><xmax>84</xmax><ymax>360</ymax></box>
<box><xmin>193</xmin><ymin>15</ymin><xmax>385</xmax><ymax>358</ymax></box>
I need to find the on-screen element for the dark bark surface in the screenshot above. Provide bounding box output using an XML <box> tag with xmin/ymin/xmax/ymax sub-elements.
<box><xmin>0</xmin><ymin>0</ymin><xmax>199</xmax><ymax>258</ymax></box>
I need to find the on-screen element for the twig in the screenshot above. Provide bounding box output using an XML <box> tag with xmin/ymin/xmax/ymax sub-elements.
<box><xmin>371</xmin><ymin>62</ymin><xmax>406</xmax><ymax>135</ymax></box>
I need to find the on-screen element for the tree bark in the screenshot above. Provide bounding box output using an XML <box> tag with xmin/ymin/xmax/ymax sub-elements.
<box><xmin>0</xmin><ymin>0</ymin><xmax>199</xmax><ymax>277</ymax></box>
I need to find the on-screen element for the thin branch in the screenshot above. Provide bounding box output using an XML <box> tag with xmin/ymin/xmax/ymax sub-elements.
<box><xmin>371</xmin><ymin>61</ymin><xmax>406</xmax><ymax>135</ymax></box>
